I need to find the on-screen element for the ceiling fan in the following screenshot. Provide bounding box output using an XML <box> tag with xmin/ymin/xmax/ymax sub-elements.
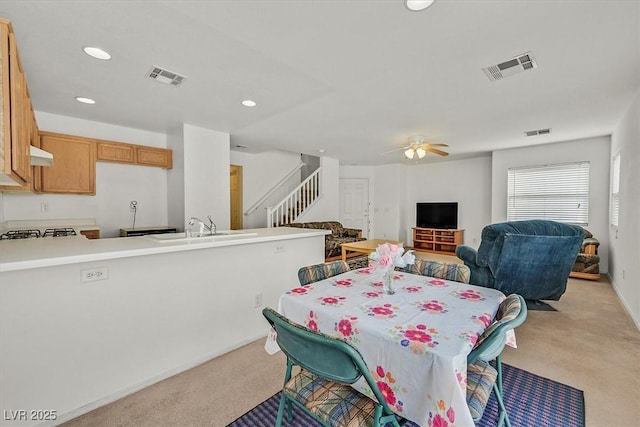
<box><xmin>385</xmin><ymin>135</ymin><xmax>449</xmax><ymax>159</ymax></box>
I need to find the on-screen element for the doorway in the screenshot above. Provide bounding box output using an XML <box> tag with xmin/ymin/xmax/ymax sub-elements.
<box><xmin>230</xmin><ymin>165</ymin><xmax>243</xmax><ymax>230</ymax></box>
<box><xmin>339</xmin><ymin>178</ymin><xmax>369</xmax><ymax>238</ymax></box>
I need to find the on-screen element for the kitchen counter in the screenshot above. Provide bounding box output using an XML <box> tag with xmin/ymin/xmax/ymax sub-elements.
<box><xmin>1</xmin><ymin>225</ymin><xmax>328</xmax><ymax>426</ymax></box>
<box><xmin>0</xmin><ymin>227</ymin><xmax>329</xmax><ymax>272</ymax></box>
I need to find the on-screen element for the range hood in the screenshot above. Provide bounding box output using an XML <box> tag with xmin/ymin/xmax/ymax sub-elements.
<box><xmin>30</xmin><ymin>145</ymin><xmax>53</xmax><ymax>167</ymax></box>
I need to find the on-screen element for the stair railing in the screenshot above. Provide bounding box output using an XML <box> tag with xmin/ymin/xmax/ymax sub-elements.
<box><xmin>245</xmin><ymin>162</ymin><xmax>305</xmax><ymax>216</ymax></box>
<box><xmin>267</xmin><ymin>168</ymin><xmax>321</xmax><ymax>227</ymax></box>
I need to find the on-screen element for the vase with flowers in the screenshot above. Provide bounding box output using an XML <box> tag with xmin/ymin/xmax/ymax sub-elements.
<box><xmin>369</xmin><ymin>242</ymin><xmax>416</xmax><ymax>294</ymax></box>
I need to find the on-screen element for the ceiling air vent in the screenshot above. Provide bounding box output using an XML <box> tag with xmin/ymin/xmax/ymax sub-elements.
<box><xmin>524</xmin><ymin>128</ymin><xmax>551</xmax><ymax>137</ymax></box>
<box><xmin>146</xmin><ymin>66</ymin><xmax>187</xmax><ymax>86</ymax></box>
<box><xmin>482</xmin><ymin>52</ymin><xmax>537</xmax><ymax>82</ymax></box>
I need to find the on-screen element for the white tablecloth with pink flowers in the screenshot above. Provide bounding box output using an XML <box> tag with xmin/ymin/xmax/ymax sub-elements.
<box><xmin>277</xmin><ymin>267</ymin><xmax>506</xmax><ymax>427</ymax></box>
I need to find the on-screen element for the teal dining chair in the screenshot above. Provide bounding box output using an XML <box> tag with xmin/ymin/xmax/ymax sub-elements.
<box><xmin>262</xmin><ymin>307</ymin><xmax>406</xmax><ymax>427</ymax></box>
<box><xmin>466</xmin><ymin>294</ymin><xmax>528</xmax><ymax>427</ymax></box>
<box><xmin>403</xmin><ymin>259</ymin><xmax>471</xmax><ymax>284</ymax></box>
<box><xmin>297</xmin><ymin>260</ymin><xmax>350</xmax><ymax>286</ymax></box>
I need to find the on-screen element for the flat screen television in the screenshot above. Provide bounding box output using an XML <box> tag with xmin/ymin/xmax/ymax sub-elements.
<box><xmin>416</xmin><ymin>202</ymin><xmax>458</xmax><ymax>229</ymax></box>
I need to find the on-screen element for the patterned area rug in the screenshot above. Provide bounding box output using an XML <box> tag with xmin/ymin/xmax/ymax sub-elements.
<box><xmin>227</xmin><ymin>363</ymin><xmax>584</xmax><ymax>427</ymax></box>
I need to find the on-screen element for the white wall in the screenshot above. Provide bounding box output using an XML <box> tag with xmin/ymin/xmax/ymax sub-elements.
<box><xmin>230</xmin><ymin>150</ymin><xmax>302</xmax><ymax>228</ymax></box>
<box><xmin>166</xmin><ymin>126</ymin><xmax>185</xmax><ymax>231</ymax></box>
<box><xmin>297</xmin><ymin>156</ymin><xmax>340</xmax><ymax>222</ymax></box>
<box><xmin>407</xmin><ymin>156</ymin><xmax>493</xmax><ymax>247</ymax></box>
<box><xmin>610</xmin><ymin>92</ymin><xmax>640</xmax><ymax>327</ymax></box>
<box><xmin>182</xmin><ymin>124</ymin><xmax>230</xmax><ymax>230</ymax></box>
<box><xmin>492</xmin><ymin>136</ymin><xmax>611</xmax><ymax>273</ymax></box>
<box><xmin>1</xmin><ymin>112</ymin><xmax>169</xmax><ymax>237</ymax></box>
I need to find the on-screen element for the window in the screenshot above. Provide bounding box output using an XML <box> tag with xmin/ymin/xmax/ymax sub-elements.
<box><xmin>611</xmin><ymin>153</ymin><xmax>621</xmax><ymax>227</ymax></box>
<box><xmin>507</xmin><ymin>161</ymin><xmax>590</xmax><ymax>225</ymax></box>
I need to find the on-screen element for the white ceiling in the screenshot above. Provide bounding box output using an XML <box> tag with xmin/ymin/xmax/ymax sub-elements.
<box><xmin>2</xmin><ymin>0</ymin><xmax>639</xmax><ymax>165</ymax></box>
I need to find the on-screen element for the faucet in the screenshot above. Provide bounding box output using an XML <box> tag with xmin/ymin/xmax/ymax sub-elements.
<box><xmin>188</xmin><ymin>216</ymin><xmax>216</xmax><ymax>236</ymax></box>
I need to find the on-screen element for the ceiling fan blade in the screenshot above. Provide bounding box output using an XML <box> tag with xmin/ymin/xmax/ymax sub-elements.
<box><xmin>380</xmin><ymin>146</ymin><xmax>409</xmax><ymax>155</ymax></box>
<box><xmin>427</xmin><ymin>143</ymin><xmax>448</xmax><ymax>147</ymax></box>
<box><xmin>426</xmin><ymin>146</ymin><xmax>449</xmax><ymax>156</ymax></box>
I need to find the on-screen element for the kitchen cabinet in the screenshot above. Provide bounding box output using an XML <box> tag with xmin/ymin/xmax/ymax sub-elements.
<box><xmin>97</xmin><ymin>139</ymin><xmax>172</xmax><ymax>169</ymax></box>
<box><xmin>0</xmin><ymin>18</ymin><xmax>32</xmax><ymax>187</ymax></box>
<box><xmin>39</xmin><ymin>131</ymin><xmax>96</xmax><ymax>195</ymax></box>
<box><xmin>96</xmin><ymin>140</ymin><xmax>135</xmax><ymax>164</ymax></box>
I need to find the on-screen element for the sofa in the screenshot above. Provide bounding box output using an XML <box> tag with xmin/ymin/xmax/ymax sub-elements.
<box><xmin>286</xmin><ymin>221</ymin><xmax>365</xmax><ymax>261</ymax></box>
<box><xmin>570</xmin><ymin>228</ymin><xmax>600</xmax><ymax>280</ymax></box>
<box><xmin>455</xmin><ymin>220</ymin><xmax>584</xmax><ymax>301</ymax></box>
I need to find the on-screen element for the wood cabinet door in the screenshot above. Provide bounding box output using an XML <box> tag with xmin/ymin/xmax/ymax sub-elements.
<box><xmin>97</xmin><ymin>140</ymin><xmax>135</xmax><ymax>164</ymax></box>
<box><xmin>39</xmin><ymin>132</ymin><xmax>96</xmax><ymax>194</ymax></box>
<box><xmin>136</xmin><ymin>146</ymin><xmax>172</xmax><ymax>168</ymax></box>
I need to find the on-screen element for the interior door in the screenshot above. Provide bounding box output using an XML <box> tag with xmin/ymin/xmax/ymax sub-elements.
<box><xmin>339</xmin><ymin>178</ymin><xmax>369</xmax><ymax>238</ymax></box>
<box><xmin>230</xmin><ymin>165</ymin><xmax>243</xmax><ymax>230</ymax></box>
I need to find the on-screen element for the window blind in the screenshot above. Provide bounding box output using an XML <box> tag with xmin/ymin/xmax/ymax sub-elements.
<box><xmin>507</xmin><ymin>161</ymin><xmax>590</xmax><ymax>225</ymax></box>
<box><xmin>611</xmin><ymin>153</ymin><xmax>620</xmax><ymax>227</ymax></box>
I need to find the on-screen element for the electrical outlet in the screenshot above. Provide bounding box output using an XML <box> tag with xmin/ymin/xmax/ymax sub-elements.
<box><xmin>254</xmin><ymin>292</ymin><xmax>263</xmax><ymax>308</ymax></box>
<box><xmin>130</xmin><ymin>201</ymin><xmax>138</xmax><ymax>212</ymax></box>
<box><xmin>81</xmin><ymin>267</ymin><xmax>109</xmax><ymax>283</ymax></box>
<box><xmin>40</xmin><ymin>202</ymin><xmax>49</xmax><ymax>213</ymax></box>
<box><xmin>275</xmin><ymin>245</ymin><xmax>285</xmax><ymax>254</ymax></box>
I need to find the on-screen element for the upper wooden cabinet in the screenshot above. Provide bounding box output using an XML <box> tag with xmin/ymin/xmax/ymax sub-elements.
<box><xmin>96</xmin><ymin>140</ymin><xmax>172</xmax><ymax>169</ymax></box>
<box><xmin>39</xmin><ymin>131</ymin><xmax>96</xmax><ymax>195</ymax></box>
<box><xmin>0</xmin><ymin>18</ymin><xmax>32</xmax><ymax>187</ymax></box>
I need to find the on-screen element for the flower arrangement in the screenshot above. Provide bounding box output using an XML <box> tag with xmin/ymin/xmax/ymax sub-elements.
<box><xmin>369</xmin><ymin>243</ymin><xmax>415</xmax><ymax>294</ymax></box>
<box><xmin>369</xmin><ymin>242</ymin><xmax>416</xmax><ymax>271</ymax></box>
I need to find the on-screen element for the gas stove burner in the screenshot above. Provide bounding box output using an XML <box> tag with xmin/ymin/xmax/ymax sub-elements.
<box><xmin>0</xmin><ymin>229</ymin><xmax>42</xmax><ymax>239</ymax></box>
<box><xmin>42</xmin><ymin>228</ymin><xmax>77</xmax><ymax>237</ymax></box>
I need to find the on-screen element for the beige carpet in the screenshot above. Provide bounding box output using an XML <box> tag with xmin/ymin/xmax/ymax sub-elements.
<box><xmin>61</xmin><ymin>267</ymin><xmax>640</xmax><ymax>427</ymax></box>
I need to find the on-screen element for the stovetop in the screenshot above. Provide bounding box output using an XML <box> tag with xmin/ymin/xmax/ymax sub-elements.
<box><xmin>0</xmin><ymin>227</ymin><xmax>78</xmax><ymax>240</ymax></box>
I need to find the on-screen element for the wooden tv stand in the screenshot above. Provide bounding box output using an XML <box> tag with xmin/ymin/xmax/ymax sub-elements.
<box><xmin>412</xmin><ymin>228</ymin><xmax>464</xmax><ymax>255</ymax></box>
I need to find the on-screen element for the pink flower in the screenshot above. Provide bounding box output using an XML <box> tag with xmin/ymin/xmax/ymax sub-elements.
<box><xmin>461</xmin><ymin>290</ymin><xmax>481</xmax><ymax>299</ymax></box>
<box><xmin>378</xmin><ymin>255</ymin><xmax>393</xmax><ymax>268</ymax></box>
<box><xmin>307</xmin><ymin>320</ymin><xmax>318</xmax><ymax>331</ymax></box>
<box><xmin>404</xmin><ymin>329</ymin><xmax>432</xmax><ymax>343</ymax></box>
<box><xmin>416</xmin><ymin>324</ymin><xmax>427</xmax><ymax>330</ymax></box>
<box><xmin>377</xmin><ymin>381</ymin><xmax>397</xmax><ymax>405</ymax></box>
<box><xmin>429</xmin><ymin>279</ymin><xmax>446</xmax><ymax>286</ymax></box>
<box><xmin>291</xmin><ymin>287</ymin><xmax>307</xmax><ymax>294</ymax></box>
<box><xmin>423</xmin><ymin>301</ymin><xmax>443</xmax><ymax>311</ymax></box>
<box><xmin>372</xmin><ymin>306</ymin><xmax>393</xmax><ymax>316</ymax></box>
<box><xmin>337</xmin><ymin>319</ymin><xmax>352</xmax><ymax>337</ymax></box>
<box><xmin>447</xmin><ymin>407</ymin><xmax>455</xmax><ymax>423</ymax></box>
<box><xmin>322</xmin><ymin>297</ymin><xmax>339</xmax><ymax>304</ymax></box>
<box><xmin>432</xmin><ymin>414</ymin><xmax>449</xmax><ymax>427</ymax></box>
<box><xmin>377</xmin><ymin>366</ymin><xmax>385</xmax><ymax>377</ymax></box>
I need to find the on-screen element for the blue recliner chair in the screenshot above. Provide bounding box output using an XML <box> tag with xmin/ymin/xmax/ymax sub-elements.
<box><xmin>455</xmin><ymin>220</ymin><xmax>584</xmax><ymax>301</ymax></box>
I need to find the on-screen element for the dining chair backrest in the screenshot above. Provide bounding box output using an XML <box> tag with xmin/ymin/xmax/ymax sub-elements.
<box><xmin>469</xmin><ymin>293</ymin><xmax>527</xmax><ymax>364</ymax></box>
<box><xmin>297</xmin><ymin>260</ymin><xmax>350</xmax><ymax>285</ymax></box>
<box><xmin>262</xmin><ymin>307</ymin><xmax>400</xmax><ymax>424</ymax></box>
<box><xmin>403</xmin><ymin>259</ymin><xmax>471</xmax><ymax>284</ymax></box>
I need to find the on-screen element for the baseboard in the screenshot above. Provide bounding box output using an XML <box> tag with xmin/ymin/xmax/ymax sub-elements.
<box><xmin>48</xmin><ymin>332</ymin><xmax>268</xmax><ymax>426</ymax></box>
<box><xmin>608</xmin><ymin>272</ymin><xmax>640</xmax><ymax>331</ymax></box>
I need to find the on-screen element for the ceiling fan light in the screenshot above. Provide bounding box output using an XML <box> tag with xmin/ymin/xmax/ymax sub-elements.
<box><xmin>416</xmin><ymin>147</ymin><xmax>427</xmax><ymax>158</ymax></box>
<box><xmin>405</xmin><ymin>0</ymin><xmax>435</xmax><ymax>12</ymax></box>
<box><xmin>404</xmin><ymin>148</ymin><xmax>415</xmax><ymax>159</ymax></box>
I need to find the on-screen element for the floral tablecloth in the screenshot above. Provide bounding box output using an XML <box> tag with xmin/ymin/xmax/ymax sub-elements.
<box><xmin>276</xmin><ymin>267</ymin><xmax>506</xmax><ymax>427</ymax></box>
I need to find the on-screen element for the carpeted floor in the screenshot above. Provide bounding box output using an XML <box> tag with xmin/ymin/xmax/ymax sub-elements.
<box><xmin>227</xmin><ymin>364</ymin><xmax>584</xmax><ymax>427</ymax></box>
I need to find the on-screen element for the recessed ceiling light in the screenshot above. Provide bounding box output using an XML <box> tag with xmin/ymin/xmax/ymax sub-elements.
<box><xmin>242</xmin><ymin>100</ymin><xmax>257</xmax><ymax>107</ymax></box>
<box><xmin>75</xmin><ymin>97</ymin><xmax>96</xmax><ymax>104</ymax></box>
<box><xmin>405</xmin><ymin>0</ymin><xmax>435</xmax><ymax>12</ymax></box>
<box><xmin>83</xmin><ymin>46</ymin><xmax>111</xmax><ymax>60</ymax></box>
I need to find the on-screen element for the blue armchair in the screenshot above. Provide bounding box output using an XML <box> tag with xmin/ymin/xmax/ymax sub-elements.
<box><xmin>455</xmin><ymin>220</ymin><xmax>584</xmax><ymax>301</ymax></box>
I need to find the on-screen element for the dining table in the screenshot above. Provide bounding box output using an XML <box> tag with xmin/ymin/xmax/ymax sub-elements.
<box><xmin>274</xmin><ymin>265</ymin><xmax>508</xmax><ymax>427</ymax></box>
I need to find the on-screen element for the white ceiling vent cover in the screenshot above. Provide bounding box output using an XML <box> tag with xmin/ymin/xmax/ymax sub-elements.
<box><xmin>146</xmin><ymin>66</ymin><xmax>187</xmax><ymax>86</ymax></box>
<box><xmin>482</xmin><ymin>52</ymin><xmax>537</xmax><ymax>82</ymax></box>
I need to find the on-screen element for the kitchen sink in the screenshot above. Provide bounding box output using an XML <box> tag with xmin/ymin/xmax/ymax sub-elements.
<box><xmin>146</xmin><ymin>231</ymin><xmax>257</xmax><ymax>243</ymax></box>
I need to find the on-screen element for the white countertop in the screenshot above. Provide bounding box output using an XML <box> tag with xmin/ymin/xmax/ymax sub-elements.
<box><xmin>0</xmin><ymin>227</ymin><xmax>329</xmax><ymax>272</ymax></box>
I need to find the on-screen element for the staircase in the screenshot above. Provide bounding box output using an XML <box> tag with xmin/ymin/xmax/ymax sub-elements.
<box><xmin>267</xmin><ymin>168</ymin><xmax>321</xmax><ymax>227</ymax></box>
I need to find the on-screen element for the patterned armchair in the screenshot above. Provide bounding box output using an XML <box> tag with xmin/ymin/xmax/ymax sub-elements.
<box><xmin>286</xmin><ymin>221</ymin><xmax>365</xmax><ymax>260</ymax></box>
<box><xmin>570</xmin><ymin>228</ymin><xmax>600</xmax><ymax>280</ymax></box>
